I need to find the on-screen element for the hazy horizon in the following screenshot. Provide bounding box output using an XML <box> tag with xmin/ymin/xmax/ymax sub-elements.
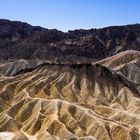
<box><xmin>0</xmin><ymin>0</ymin><xmax>140</xmax><ymax>31</ymax></box>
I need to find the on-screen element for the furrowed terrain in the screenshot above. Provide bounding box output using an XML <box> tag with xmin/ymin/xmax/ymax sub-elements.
<box><xmin>0</xmin><ymin>20</ymin><xmax>140</xmax><ymax>140</ymax></box>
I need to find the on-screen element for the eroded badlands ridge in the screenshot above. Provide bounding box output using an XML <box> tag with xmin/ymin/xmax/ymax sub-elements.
<box><xmin>0</xmin><ymin>51</ymin><xmax>139</xmax><ymax>139</ymax></box>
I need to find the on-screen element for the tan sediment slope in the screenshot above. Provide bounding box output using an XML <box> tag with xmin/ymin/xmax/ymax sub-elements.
<box><xmin>94</xmin><ymin>50</ymin><xmax>140</xmax><ymax>91</ymax></box>
<box><xmin>0</xmin><ymin>56</ymin><xmax>140</xmax><ymax>140</ymax></box>
<box><xmin>93</xmin><ymin>50</ymin><xmax>140</xmax><ymax>69</ymax></box>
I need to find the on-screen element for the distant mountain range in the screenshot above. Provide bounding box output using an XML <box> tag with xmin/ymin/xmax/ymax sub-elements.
<box><xmin>0</xmin><ymin>19</ymin><xmax>140</xmax><ymax>62</ymax></box>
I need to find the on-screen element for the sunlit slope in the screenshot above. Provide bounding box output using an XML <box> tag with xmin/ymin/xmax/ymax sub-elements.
<box><xmin>0</xmin><ymin>62</ymin><xmax>139</xmax><ymax>140</ymax></box>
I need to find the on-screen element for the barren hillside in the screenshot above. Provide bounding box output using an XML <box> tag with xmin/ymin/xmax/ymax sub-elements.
<box><xmin>0</xmin><ymin>20</ymin><xmax>140</xmax><ymax>140</ymax></box>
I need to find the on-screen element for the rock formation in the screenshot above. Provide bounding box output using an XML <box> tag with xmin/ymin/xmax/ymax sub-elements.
<box><xmin>0</xmin><ymin>19</ymin><xmax>140</xmax><ymax>61</ymax></box>
<box><xmin>0</xmin><ymin>20</ymin><xmax>140</xmax><ymax>140</ymax></box>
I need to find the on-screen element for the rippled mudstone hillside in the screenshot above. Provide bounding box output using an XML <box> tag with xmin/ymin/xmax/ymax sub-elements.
<box><xmin>0</xmin><ymin>50</ymin><xmax>139</xmax><ymax>139</ymax></box>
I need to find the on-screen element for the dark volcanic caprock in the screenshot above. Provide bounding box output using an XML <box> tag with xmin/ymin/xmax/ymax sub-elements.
<box><xmin>0</xmin><ymin>19</ymin><xmax>140</xmax><ymax>62</ymax></box>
